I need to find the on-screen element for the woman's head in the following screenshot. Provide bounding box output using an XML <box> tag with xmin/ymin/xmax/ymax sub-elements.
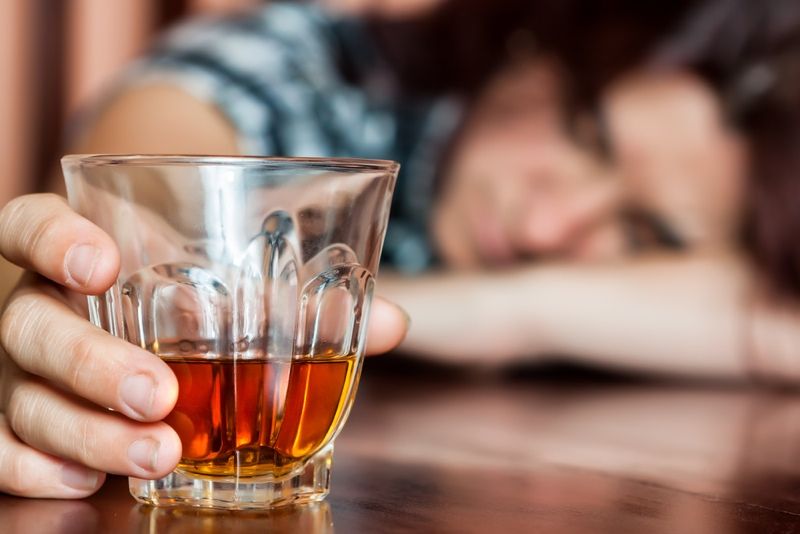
<box><xmin>431</xmin><ymin>0</ymin><xmax>800</xmax><ymax>296</ymax></box>
<box><xmin>601</xmin><ymin>70</ymin><xmax>747</xmax><ymax>249</ymax></box>
<box><xmin>432</xmin><ymin>57</ymin><xmax>627</xmax><ymax>267</ymax></box>
<box><xmin>368</xmin><ymin>0</ymin><xmax>703</xmax><ymax>268</ymax></box>
<box><xmin>366</xmin><ymin>0</ymin><xmax>695</xmax><ymax>97</ymax></box>
<box><xmin>654</xmin><ymin>0</ymin><xmax>800</xmax><ymax>295</ymax></box>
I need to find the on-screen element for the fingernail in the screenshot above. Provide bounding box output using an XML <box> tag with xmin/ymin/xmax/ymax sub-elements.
<box><xmin>128</xmin><ymin>438</ymin><xmax>160</xmax><ymax>472</ymax></box>
<box><xmin>65</xmin><ymin>244</ymin><xmax>100</xmax><ymax>287</ymax></box>
<box><xmin>120</xmin><ymin>373</ymin><xmax>157</xmax><ymax>419</ymax></box>
<box><xmin>61</xmin><ymin>463</ymin><xmax>99</xmax><ymax>490</ymax></box>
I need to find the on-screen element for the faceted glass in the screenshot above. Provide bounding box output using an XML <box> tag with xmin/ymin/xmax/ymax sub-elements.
<box><xmin>62</xmin><ymin>155</ymin><xmax>398</xmax><ymax>509</ymax></box>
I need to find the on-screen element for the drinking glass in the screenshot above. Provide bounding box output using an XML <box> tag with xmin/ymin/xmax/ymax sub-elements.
<box><xmin>62</xmin><ymin>155</ymin><xmax>398</xmax><ymax>509</ymax></box>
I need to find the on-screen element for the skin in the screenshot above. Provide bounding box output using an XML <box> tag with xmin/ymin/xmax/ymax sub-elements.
<box><xmin>0</xmin><ymin>52</ymin><xmax>797</xmax><ymax>500</ymax></box>
<box><xmin>384</xmin><ymin>67</ymin><xmax>799</xmax><ymax>380</ymax></box>
<box><xmin>433</xmin><ymin>59</ymin><xmax>627</xmax><ymax>269</ymax></box>
<box><xmin>0</xmin><ymin>85</ymin><xmax>408</xmax><ymax>498</ymax></box>
<box><xmin>380</xmin><ymin>252</ymin><xmax>753</xmax><ymax>379</ymax></box>
<box><xmin>602</xmin><ymin>71</ymin><xmax>747</xmax><ymax>248</ymax></box>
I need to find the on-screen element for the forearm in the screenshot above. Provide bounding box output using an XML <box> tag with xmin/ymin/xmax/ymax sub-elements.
<box><xmin>382</xmin><ymin>252</ymin><xmax>756</xmax><ymax>380</ymax></box>
<box><xmin>515</xmin><ymin>253</ymin><xmax>752</xmax><ymax>380</ymax></box>
<box><xmin>378</xmin><ymin>270</ymin><xmax>535</xmax><ymax>364</ymax></box>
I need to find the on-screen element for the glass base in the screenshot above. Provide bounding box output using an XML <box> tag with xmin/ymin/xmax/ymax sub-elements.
<box><xmin>129</xmin><ymin>446</ymin><xmax>333</xmax><ymax>510</ymax></box>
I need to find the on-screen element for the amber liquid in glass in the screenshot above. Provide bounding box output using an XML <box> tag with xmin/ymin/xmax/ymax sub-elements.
<box><xmin>162</xmin><ymin>354</ymin><xmax>357</xmax><ymax>478</ymax></box>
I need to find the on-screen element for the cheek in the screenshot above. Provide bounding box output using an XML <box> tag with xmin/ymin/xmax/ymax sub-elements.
<box><xmin>450</xmin><ymin>129</ymin><xmax>541</xmax><ymax>185</ymax></box>
<box><xmin>451</xmin><ymin>135</ymin><xmax>507</xmax><ymax>172</ymax></box>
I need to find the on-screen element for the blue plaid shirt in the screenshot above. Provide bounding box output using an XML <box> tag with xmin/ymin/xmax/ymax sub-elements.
<box><xmin>120</xmin><ymin>2</ymin><xmax>461</xmax><ymax>272</ymax></box>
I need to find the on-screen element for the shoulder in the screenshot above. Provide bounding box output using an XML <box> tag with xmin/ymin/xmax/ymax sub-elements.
<box><xmin>146</xmin><ymin>4</ymin><xmax>350</xmax><ymax>90</ymax></box>
<box><xmin>115</xmin><ymin>3</ymin><xmax>378</xmax><ymax>155</ymax></box>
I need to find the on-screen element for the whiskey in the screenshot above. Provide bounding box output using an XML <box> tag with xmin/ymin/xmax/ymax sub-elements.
<box><xmin>163</xmin><ymin>354</ymin><xmax>357</xmax><ymax>478</ymax></box>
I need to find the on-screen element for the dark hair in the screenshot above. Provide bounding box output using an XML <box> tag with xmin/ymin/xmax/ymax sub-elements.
<box><xmin>367</xmin><ymin>0</ymin><xmax>694</xmax><ymax>100</ymax></box>
<box><xmin>372</xmin><ymin>0</ymin><xmax>800</xmax><ymax>296</ymax></box>
<box><xmin>655</xmin><ymin>0</ymin><xmax>800</xmax><ymax>295</ymax></box>
<box><xmin>745</xmin><ymin>94</ymin><xmax>800</xmax><ymax>296</ymax></box>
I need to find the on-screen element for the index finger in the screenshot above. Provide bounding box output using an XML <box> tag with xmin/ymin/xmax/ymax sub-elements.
<box><xmin>0</xmin><ymin>194</ymin><xmax>119</xmax><ymax>294</ymax></box>
<box><xmin>364</xmin><ymin>296</ymin><xmax>409</xmax><ymax>356</ymax></box>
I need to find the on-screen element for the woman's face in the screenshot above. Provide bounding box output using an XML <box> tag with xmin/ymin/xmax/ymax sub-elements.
<box><xmin>433</xmin><ymin>59</ymin><xmax>625</xmax><ymax>268</ymax></box>
<box><xmin>433</xmin><ymin>62</ymin><xmax>746</xmax><ymax>268</ymax></box>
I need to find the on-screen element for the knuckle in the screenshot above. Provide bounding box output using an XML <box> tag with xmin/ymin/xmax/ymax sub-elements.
<box><xmin>0</xmin><ymin>450</ymin><xmax>33</xmax><ymax>496</ymax></box>
<box><xmin>3</xmin><ymin>380</ymin><xmax>98</xmax><ymax>470</ymax></box>
<box><xmin>27</xmin><ymin>212</ymin><xmax>64</xmax><ymax>265</ymax></box>
<box><xmin>0</xmin><ymin>292</ymin><xmax>42</xmax><ymax>361</ymax></box>
<box><xmin>5</xmin><ymin>381</ymin><xmax>41</xmax><ymax>444</ymax></box>
<box><xmin>0</xmin><ymin>196</ymin><xmax>29</xmax><ymax>237</ymax></box>
<box><xmin>63</xmin><ymin>334</ymin><xmax>99</xmax><ymax>393</ymax></box>
<box><xmin>9</xmin><ymin>457</ymin><xmax>39</xmax><ymax>496</ymax></box>
<box><xmin>73</xmin><ymin>416</ymin><xmax>97</xmax><ymax>466</ymax></box>
<box><xmin>0</xmin><ymin>418</ymin><xmax>29</xmax><ymax>496</ymax></box>
<box><xmin>0</xmin><ymin>194</ymin><xmax>65</xmax><ymax>261</ymax></box>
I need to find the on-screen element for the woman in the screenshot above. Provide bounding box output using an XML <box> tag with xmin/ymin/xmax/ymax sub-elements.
<box><xmin>0</xmin><ymin>0</ymin><xmax>797</xmax><ymax>498</ymax></box>
<box><xmin>395</xmin><ymin>0</ymin><xmax>800</xmax><ymax>383</ymax></box>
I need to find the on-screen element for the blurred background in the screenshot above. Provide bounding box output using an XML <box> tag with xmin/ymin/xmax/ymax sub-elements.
<box><xmin>0</xmin><ymin>0</ymin><xmax>259</xmax><ymax>207</ymax></box>
<box><xmin>1</xmin><ymin>0</ymin><xmax>799</xmax><ymax>380</ymax></box>
<box><xmin>1</xmin><ymin>4</ymin><xmax>800</xmax><ymax>529</ymax></box>
<box><xmin>0</xmin><ymin>0</ymin><xmax>697</xmax><ymax>207</ymax></box>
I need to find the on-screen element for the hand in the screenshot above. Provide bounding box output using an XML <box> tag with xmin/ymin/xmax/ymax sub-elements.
<box><xmin>602</xmin><ymin>71</ymin><xmax>746</xmax><ymax>247</ymax></box>
<box><xmin>0</xmin><ymin>193</ymin><xmax>408</xmax><ymax>498</ymax></box>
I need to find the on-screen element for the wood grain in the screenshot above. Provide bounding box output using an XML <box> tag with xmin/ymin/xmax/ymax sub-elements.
<box><xmin>3</xmin><ymin>357</ymin><xmax>800</xmax><ymax>533</ymax></box>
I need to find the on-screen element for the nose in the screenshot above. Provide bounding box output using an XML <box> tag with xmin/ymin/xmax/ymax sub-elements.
<box><xmin>514</xmin><ymin>199</ymin><xmax>574</xmax><ymax>254</ymax></box>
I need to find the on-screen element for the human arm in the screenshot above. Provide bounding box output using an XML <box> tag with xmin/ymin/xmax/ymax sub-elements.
<box><xmin>0</xmin><ymin>84</ymin><xmax>408</xmax><ymax>498</ymax></box>
<box><xmin>380</xmin><ymin>251</ymin><xmax>792</xmax><ymax>382</ymax></box>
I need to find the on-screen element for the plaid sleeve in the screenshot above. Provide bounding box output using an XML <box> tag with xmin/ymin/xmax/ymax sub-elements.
<box><xmin>111</xmin><ymin>3</ymin><xmax>461</xmax><ymax>272</ymax></box>
<box><xmin>121</xmin><ymin>3</ymin><xmax>398</xmax><ymax>158</ymax></box>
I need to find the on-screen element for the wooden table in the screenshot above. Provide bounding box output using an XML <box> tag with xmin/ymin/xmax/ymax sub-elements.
<box><xmin>3</xmin><ymin>356</ymin><xmax>800</xmax><ymax>533</ymax></box>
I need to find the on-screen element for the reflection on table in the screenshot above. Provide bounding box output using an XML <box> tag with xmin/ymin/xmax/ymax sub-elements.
<box><xmin>3</xmin><ymin>357</ymin><xmax>800</xmax><ymax>533</ymax></box>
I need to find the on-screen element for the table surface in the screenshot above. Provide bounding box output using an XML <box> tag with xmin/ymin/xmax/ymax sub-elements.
<box><xmin>4</xmin><ymin>356</ymin><xmax>800</xmax><ymax>533</ymax></box>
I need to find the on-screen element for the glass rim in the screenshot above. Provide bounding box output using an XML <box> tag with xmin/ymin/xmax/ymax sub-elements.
<box><xmin>61</xmin><ymin>153</ymin><xmax>400</xmax><ymax>173</ymax></box>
